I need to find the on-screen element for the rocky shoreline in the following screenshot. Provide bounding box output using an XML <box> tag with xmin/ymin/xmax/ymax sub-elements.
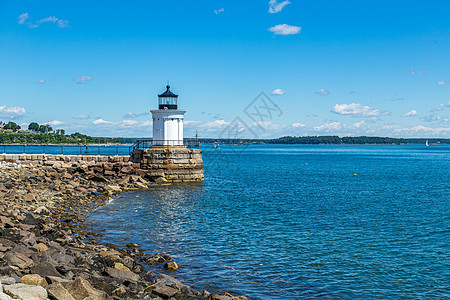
<box><xmin>0</xmin><ymin>160</ymin><xmax>246</xmax><ymax>300</ymax></box>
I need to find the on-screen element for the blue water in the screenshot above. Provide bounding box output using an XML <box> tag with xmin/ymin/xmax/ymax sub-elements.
<box><xmin>87</xmin><ymin>144</ymin><xmax>450</xmax><ymax>299</ymax></box>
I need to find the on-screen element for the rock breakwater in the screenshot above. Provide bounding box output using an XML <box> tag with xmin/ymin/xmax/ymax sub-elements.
<box><xmin>0</xmin><ymin>160</ymin><xmax>245</xmax><ymax>300</ymax></box>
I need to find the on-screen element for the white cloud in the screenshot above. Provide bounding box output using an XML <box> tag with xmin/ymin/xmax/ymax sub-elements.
<box><xmin>184</xmin><ymin>120</ymin><xmax>203</xmax><ymax>126</ymax></box>
<box><xmin>203</xmin><ymin>119</ymin><xmax>230</xmax><ymax>130</ymax></box>
<box><xmin>74</xmin><ymin>75</ymin><xmax>93</xmax><ymax>84</ymax></box>
<box><xmin>38</xmin><ymin>16</ymin><xmax>58</xmax><ymax>24</ymax></box>
<box><xmin>407</xmin><ymin>67</ymin><xmax>424</xmax><ymax>75</ymax></box>
<box><xmin>394</xmin><ymin>126</ymin><xmax>450</xmax><ymax>135</ymax></box>
<box><xmin>214</xmin><ymin>8</ymin><xmax>224</xmax><ymax>14</ymax></box>
<box><xmin>184</xmin><ymin>119</ymin><xmax>230</xmax><ymax>132</ymax></box>
<box><xmin>123</xmin><ymin>112</ymin><xmax>149</xmax><ymax>119</ymax></box>
<box><xmin>252</xmin><ymin>121</ymin><xmax>281</xmax><ymax>130</ymax></box>
<box><xmin>402</xmin><ymin>110</ymin><xmax>417</xmax><ymax>117</ymax></box>
<box><xmin>382</xmin><ymin>124</ymin><xmax>400</xmax><ymax>130</ymax></box>
<box><xmin>92</xmin><ymin>118</ymin><xmax>112</xmax><ymax>125</ymax></box>
<box><xmin>332</xmin><ymin>103</ymin><xmax>387</xmax><ymax>117</ymax></box>
<box><xmin>440</xmin><ymin>101</ymin><xmax>450</xmax><ymax>108</ymax></box>
<box><xmin>437</xmin><ymin>80</ymin><xmax>450</xmax><ymax>85</ymax></box>
<box><xmin>0</xmin><ymin>105</ymin><xmax>26</xmax><ymax>119</ymax></box>
<box><xmin>315</xmin><ymin>88</ymin><xmax>329</xmax><ymax>96</ymax></box>
<box><xmin>423</xmin><ymin>114</ymin><xmax>441</xmax><ymax>122</ymax></box>
<box><xmin>18</xmin><ymin>13</ymin><xmax>69</xmax><ymax>28</ymax></box>
<box><xmin>37</xmin><ymin>79</ymin><xmax>45</xmax><ymax>84</ymax></box>
<box><xmin>268</xmin><ymin>24</ymin><xmax>301</xmax><ymax>35</ymax></box>
<box><xmin>314</xmin><ymin>122</ymin><xmax>343</xmax><ymax>132</ymax></box>
<box><xmin>121</xmin><ymin>120</ymin><xmax>138</xmax><ymax>126</ymax></box>
<box><xmin>292</xmin><ymin>123</ymin><xmax>306</xmax><ymax>128</ymax></box>
<box><xmin>350</xmin><ymin>120</ymin><xmax>365</xmax><ymax>128</ymax></box>
<box><xmin>268</xmin><ymin>0</ymin><xmax>290</xmax><ymax>14</ymax></box>
<box><xmin>18</xmin><ymin>13</ymin><xmax>30</xmax><ymax>24</ymax></box>
<box><xmin>139</xmin><ymin>121</ymin><xmax>153</xmax><ymax>127</ymax></box>
<box><xmin>75</xmin><ymin>114</ymin><xmax>90</xmax><ymax>120</ymax></box>
<box><xmin>431</xmin><ymin>101</ymin><xmax>450</xmax><ymax>112</ymax></box>
<box><xmin>270</xmin><ymin>88</ymin><xmax>286</xmax><ymax>95</ymax></box>
<box><xmin>43</xmin><ymin>120</ymin><xmax>64</xmax><ymax>126</ymax></box>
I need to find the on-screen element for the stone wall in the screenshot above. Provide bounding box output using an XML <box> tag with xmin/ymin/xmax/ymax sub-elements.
<box><xmin>0</xmin><ymin>154</ymin><xmax>130</xmax><ymax>165</ymax></box>
<box><xmin>1</xmin><ymin>146</ymin><xmax>204</xmax><ymax>183</ymax></box>
<box><xmin>130</xmin><ymin>147</ymin><xmax>204</xmax><ymax>182</ymax></box>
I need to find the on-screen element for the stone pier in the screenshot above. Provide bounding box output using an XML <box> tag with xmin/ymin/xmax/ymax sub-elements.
<box><xmin>130</xmin><ymin>147</ymin><xmax>204</xmax><ymax>182</ymax></box>
<box><xmin>1</xmin><ymin>146</ymin><xmax>204</xmax><ymax>183</ymax></box>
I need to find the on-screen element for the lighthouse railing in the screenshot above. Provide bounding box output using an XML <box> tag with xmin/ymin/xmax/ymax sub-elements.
<box><xmin>129</xmin><ymin>139</ymin><xmax>199</xmax><ymax>154</ymax></box>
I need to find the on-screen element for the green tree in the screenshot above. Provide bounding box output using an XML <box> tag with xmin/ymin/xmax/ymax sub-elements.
<box><xmin>56</xmin><ymin>129</ymin><xmax>66</xmax><ymax>135</ymax></box>
<box><xmin>5</xmin><ymin>121</ymin><xmax>21</xmax><ymax>131</ymax></box>
<box><xmin>28</xmin><ymin>122</ymin><xmax>39</xmax><ymax>131</ymax></box>
<box><xmin>39</xmin><ymin>125</ymin><xmax>48</xmax><ymax>133</ymax></box>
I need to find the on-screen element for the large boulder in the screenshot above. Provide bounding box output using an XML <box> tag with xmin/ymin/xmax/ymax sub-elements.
<box><xmin>105</xmin><ymin>267</ymin><xmax>139</xmax><ymax>282</ymax></box>
<box><xmin>30</xmin><ymin>262</ymin><xmax>62</xmax><ymax>278</ymax></box>
<box><xmin>19</xmin><ymin>274</ymin><xmax>48</xmax><ymax>287</ymax></box>
<box><xmin>164</xmin><ymin>261</ymin><xmax>179</xmax><ymax>271</ymax></box>
<box><xmin>46</xmin><ymin>282</ymin><xmax>76</xmax><ymax>300</ymax></box>
<box><xmin>3</xmin><ymin>283</ymin><xmax>48</xmax><ymax>300</ymax></box>
<box><xmin>22</xmin><ymin>213</ymin><xmax>44</xmax><ymax>226</ymax></box>
<box><xmin>3</xmin><ymin>252</ymin><xmax>34</xmax><ymax>269</ymax></box>
<box><xmin>159</xmin><ymin>274</ymin><xmax>195</xmax><ymax>294</ymax></box>
<box><xmin>65</xmin><ymin>277</ymin><xmax>107</xmax><ymax>300</ymax></box>
<box><xmin>151</xmin><ymin>282</ymin><xmax>179</xmax><ymax>299</ymax></box>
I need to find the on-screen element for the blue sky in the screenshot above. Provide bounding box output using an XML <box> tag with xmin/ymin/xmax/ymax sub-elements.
<box><xmin>0</xmin><ymin>0</ymin><xmax>449</xmax><ymax>138</ymax></box>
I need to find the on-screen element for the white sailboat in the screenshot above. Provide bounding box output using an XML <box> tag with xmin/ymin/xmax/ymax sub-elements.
<box><xmin>426</xmin><ymin>140</ymin><xmax>429</xmax><ymax>147</ymax></box>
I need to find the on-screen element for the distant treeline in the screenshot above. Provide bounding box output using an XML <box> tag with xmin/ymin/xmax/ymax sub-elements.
<box><xmin>1</xmin><ymin>132</ymin><xmax>448</xmax><ymax>145</ymax></box>
<box><xmin>197</xmin><ymin>136</ymin><xmax>450</xmax><ymax>145</ymax></box>
<box><xmin>0</xmin><ymin>132</ymin><xmax>123</xmax><ymax>144</ymax></box>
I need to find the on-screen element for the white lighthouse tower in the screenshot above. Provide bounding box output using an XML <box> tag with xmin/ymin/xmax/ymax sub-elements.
<box><xmin>150</xmin><ymin>85</ymin><xmax>186</xmax><ymax>146</ymax></box>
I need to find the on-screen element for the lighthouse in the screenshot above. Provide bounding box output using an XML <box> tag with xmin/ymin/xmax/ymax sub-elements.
<box><xmin>129</xmin><ymin>84</ymin><xmax>203</xmax><ymax>182</ymax></box>
<box><xmin>150</xmin><ymin>85</ymin><xmax>186</xmax><ymax>146</ymax></box>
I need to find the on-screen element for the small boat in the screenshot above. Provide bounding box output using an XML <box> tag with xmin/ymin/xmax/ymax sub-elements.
<box><xmin>426</xmin><ymin>140</ymin><xmax>429</xmax><ymax>147</ymax></box>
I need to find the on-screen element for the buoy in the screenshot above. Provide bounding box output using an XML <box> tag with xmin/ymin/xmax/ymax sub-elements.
<box><xmin>354</xmin><ymin>174</ymin><xmax>357</xmax><ymax>176</ymax></box>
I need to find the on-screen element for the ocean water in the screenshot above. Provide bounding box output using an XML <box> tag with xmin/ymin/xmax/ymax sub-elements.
<box><xmin>87</xmin><ymin>144</ymin><xmax>450</xmax><ymax>299</ymax></box>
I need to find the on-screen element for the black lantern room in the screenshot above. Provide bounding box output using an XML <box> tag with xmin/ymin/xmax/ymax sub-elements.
<box><xmin>158</xmin><ymin>85</ymin><xmax>178</xmax><ymax>110</ymax></box>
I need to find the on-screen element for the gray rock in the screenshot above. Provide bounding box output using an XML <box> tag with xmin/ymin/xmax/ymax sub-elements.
<box><xmin>65</xmin><ymin>277</ymin><xmax>107</xmax><ymax>300</ymax></box>
<box><xmin>46</xmin><ymin>276</ymin><xmax>71</xmax><ymax>286</ymax></box>
<box><xmin>47</xmin><ymin>282</ymin><xmax>75</xmax><ymax>300</ymax></box>
<box><xmin>3</xmin><ymin>252</ymin><xmax>35</xmax><ymax>269</ymax></box>
<box><xmin>152</xmin><ymin>283</ymin><xmax>179</xmax><ymax>299</ymax></box>
<box><xmin>3</xmin><ymin>283</ymin><xmax>48</xmax><ymax>300</ymax></box>
<box><xmin>159</xmin><ymin>274</ymin><xmax>195</xmax><ymax>294</ymax></box>
<box><xmin>23</xmin><ymin>213</ymin><xmax>44</xmax><ymax>226</ymax></box>
<box><xmin>11</xmin><ymin>245</ymin><xmax>35</xmax><ymax>257</ymax></box>
<box><xmin>31</xmin><ymin>262</ymin><xmax>62</xmax><ymax>278</ymax></box>
<box><xmin>0</xmin><ymin>240</ymin><xmax>16</xmax><ymax>249</ymax></box>
<box><xmin>105</xmin><ymin>267</ymin><xmax>140</xmax><ymax>282</ymax></box>
<box><xmin>51</xmin><ymin>253</ymin><xmax>74</xmax><ymax>264</ymax></box>
<box><xmin>0</xmin><ymin>290</ymin><xmax>14</xmax><ymax>300</ymax></box>
<box><xmin>0</xmin><ymin>267</ymin><xmax>15</xmax><ymax>277</ymax></box>
<box><xmin>0</xmin><ymin>277</ymin><xmax>16</xmax><ymax>285</ymax></box>
<box><xmin>20</xmin><ymin>232</ymin><xmax>37</xmax><ymax>247</ymax></box>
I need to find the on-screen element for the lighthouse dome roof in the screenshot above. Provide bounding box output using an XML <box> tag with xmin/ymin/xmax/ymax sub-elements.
<box><xmin>158</xmin><ymin>85</ymin><xmax>178</xmax><ymax>98</ymax></box>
